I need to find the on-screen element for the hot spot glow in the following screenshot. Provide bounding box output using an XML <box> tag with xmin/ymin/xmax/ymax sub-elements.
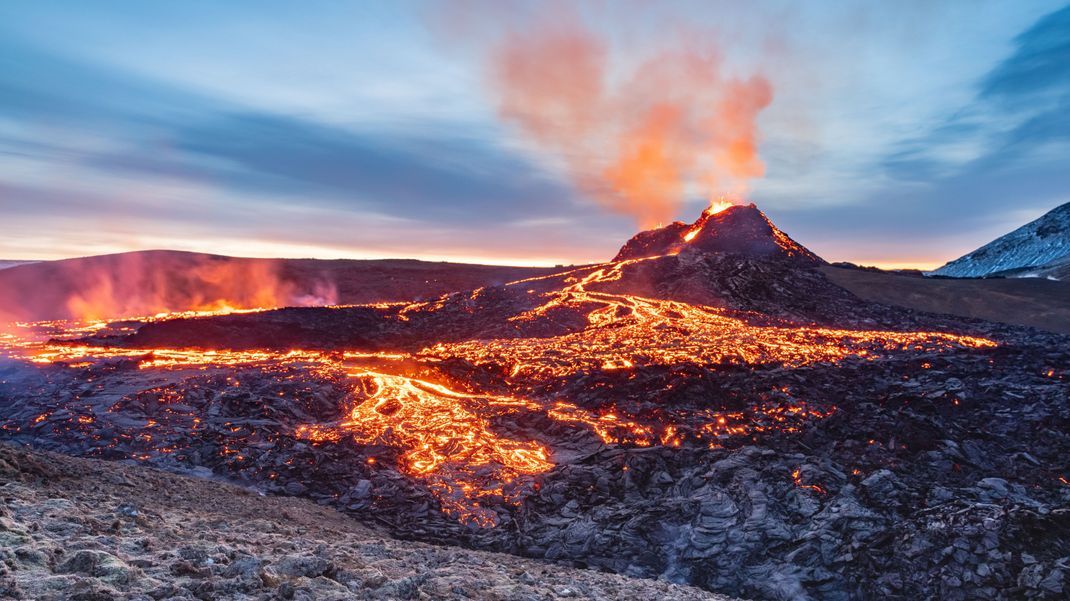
<box><xmin>684</xmin><ymin>198</ymin><xmax>736</xmax><ymax>241</ymax></box>
<box><xmin>706</xmin><ymin>198</ymin><xmax>735</xmax><ymax>215</ymax></box>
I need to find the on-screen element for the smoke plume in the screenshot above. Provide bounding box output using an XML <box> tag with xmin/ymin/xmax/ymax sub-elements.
<box><xmin>486</xmin><ymin>12</ymin><xmax>773</xmax><ymax>228</ymax></box>
<box><xmin>0</xmin><ymin>251</ymin><xmax>338</xmax><ymax>323</ymax></box>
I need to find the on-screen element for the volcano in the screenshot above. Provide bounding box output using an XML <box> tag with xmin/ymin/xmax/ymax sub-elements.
<box><xmin>1</xmin><ymin>204</ymin><xmax>1068</xmax><ymax>601</ymax></box>
<box><xmin>614</xmin><ymin>203</ymin><xmax>822</xmax><ymax>264</ymax></box>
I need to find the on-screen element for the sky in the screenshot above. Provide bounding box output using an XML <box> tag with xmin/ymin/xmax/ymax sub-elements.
<box><xmin>1</xmin><ymin>1</ymin><xmax>1068</xmax><ymax>269</ymax></box>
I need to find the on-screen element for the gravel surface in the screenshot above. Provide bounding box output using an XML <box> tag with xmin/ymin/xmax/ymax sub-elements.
<box><xmin>0</xmin><ymin>443</ymin><xmax>736</xmax><ymax>601</ymax></box>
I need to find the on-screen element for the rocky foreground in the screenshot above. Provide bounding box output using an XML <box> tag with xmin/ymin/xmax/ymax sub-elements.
<box><xmin>0</xmin><ymin>444</ymin><xmax>734</xmax><ymax>601</ymax></box>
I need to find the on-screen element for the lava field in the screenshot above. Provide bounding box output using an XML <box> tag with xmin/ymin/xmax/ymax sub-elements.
<box><xmin>2</xmin><ymin>206</ymin><xmax>1068</xmax><ymax>600</ymax></box>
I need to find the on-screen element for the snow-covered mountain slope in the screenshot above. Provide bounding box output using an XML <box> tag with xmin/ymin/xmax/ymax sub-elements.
<box><xmin>932</xmin><ymin>202</ymin><xmax>1070</xmax><ymax>279</ymax></box>
<box><xmin>992</xmin><ymin>255</ymin><xmax>1070</xmax><ymax>281</ymax></box>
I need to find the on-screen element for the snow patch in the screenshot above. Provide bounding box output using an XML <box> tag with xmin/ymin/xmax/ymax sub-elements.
<box><xmin>933</xmin><ymin>202</ymin><xmax>1070</xmax><ymax>278</ymax></box>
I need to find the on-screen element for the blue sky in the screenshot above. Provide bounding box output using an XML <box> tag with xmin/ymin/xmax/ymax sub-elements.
<box><xmin>1</xmin><ymin>1</ymin><xmax>1067</xmax><ymax>267</ymax></box>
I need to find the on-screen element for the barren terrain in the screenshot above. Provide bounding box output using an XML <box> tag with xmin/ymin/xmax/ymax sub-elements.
<box><xmin>2</xmin><ymin>206</ymin><xmax>1068</xmax><ymax>600</ymax></box>
<box><xmin>0</xmin><ymin>443</ymin><xmax>732</xmax><ymax>600</ymax></box>
<box><xmin>821</xmin><ymin>265</ymin><xmax>1070</xmax><ymax>334</ymax></box>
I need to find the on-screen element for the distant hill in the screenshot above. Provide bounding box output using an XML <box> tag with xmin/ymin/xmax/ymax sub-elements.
<box><xmin>0</xmin><ymin>250</ymin><xmax>563</xmax><ymax>322</ymax></box>
<box><xmin>0</xmin><ymin>260</ymin><xmax>37</xmax><ymax>271</ymax></box>
<box><xmin>932</xmin><ymin>202</ymin><xmax>1070</xmax><ymax>279</ymax></box>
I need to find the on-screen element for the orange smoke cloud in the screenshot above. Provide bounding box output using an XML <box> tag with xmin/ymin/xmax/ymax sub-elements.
<box><xmin>0</xmin><ymin>252</ymin><xmax>337</xmax><ymax>323</ymax></box>
<box><xmin>64</xmin><ymin>258</ymin><xmax>333</xmax><ymax>322</ymax></box>
<box><xmin>489</xmin><ymin>17</ymin><xmax>773</xmax><ymax>228</ymax></box>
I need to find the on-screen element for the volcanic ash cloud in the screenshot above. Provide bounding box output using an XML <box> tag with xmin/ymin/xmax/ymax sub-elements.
<box><xmin>488</xmin><ymin>16</ymin><xmax>773</xmax><ymax>228</ymax></box>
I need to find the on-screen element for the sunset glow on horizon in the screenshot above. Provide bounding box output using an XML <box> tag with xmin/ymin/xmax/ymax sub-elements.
<box><xmin>1</xmin><ymin>1</ymin><xmax>1068</xmax><ymax>268</ymax></box>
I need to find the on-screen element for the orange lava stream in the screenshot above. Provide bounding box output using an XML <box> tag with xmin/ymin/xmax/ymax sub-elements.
<box><xmin>684</xmin><ymin>198</ymin><xmax>734</xmax><ymax>241</ymax></box>
<box><xmin>296</xmin><ymin>368</ymin><xmax>553</xmax><ymax>526</ymax></box>
<box><xmin>430</xmin><ymin>259</ymin><xmax>996</xmax><ymax>381</ymax></box>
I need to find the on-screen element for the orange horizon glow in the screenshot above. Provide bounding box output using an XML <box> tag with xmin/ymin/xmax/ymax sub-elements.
<box><xmin>827</xmin><ymin>258</ymin><xmax>944</xmax><ymax>272</ymax></box>
<box><xmin>0</xmin><ymin>212</ymin><xmax>952</xmax><ymax>274</ymax></box>
<box><xmin>0</xmin><ymin>243</ymin><xmax>591</xmax><ymax>269</ymax></box>
<box><xmin>0</xmin><ymin>243</ymin><xmax>952</xmax><ymax>273</ymax></box>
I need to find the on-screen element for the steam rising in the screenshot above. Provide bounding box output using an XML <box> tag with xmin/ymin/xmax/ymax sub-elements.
<box><xmin>489</xmin><ymin>15</ymin><xmax>773</xmax><ymax>228</ymax></box>
<box><xmin>0</xmin><ymin>252</ymin><xmax>337</xmax><ymax>323</ymax></box>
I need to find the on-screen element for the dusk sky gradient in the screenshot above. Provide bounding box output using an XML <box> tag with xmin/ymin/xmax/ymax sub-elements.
<box><xmin>1</xmin><ymin>1</ymin><xmax>1068</xmax><ymax>268</ymax></box>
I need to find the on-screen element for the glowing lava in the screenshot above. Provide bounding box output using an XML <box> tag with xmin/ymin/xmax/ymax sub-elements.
<box><xmin>433</xmin><ymin>257</ymin><xmax>995</xmax><ymax>382</ymax></box>
<box><xmin>296</xmin><ymin>368</ymin><xmax>553</xmax><ymax>526</ymax></box>
<box><xmin>706</xmin><ymin>198</ymin><xmax>735</xmax><ymax>216</ymax></box>
<box><xmin>684</xmin><ymin>199</ymin><xmax>735</xmax><ymax>241</ymax></box>
<box><xmin>0</xmin><ymin>257</ymin><xmax>998</xmax><ymax>526</ymax></box>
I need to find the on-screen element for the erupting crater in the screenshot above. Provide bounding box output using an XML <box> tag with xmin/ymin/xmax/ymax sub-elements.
<box><xmin>614</xmin><ymin>202</ymin><xmax>820</xmax><ymax>263</ymax></box>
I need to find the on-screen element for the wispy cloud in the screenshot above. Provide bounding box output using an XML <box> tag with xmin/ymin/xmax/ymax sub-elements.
<box><xmin>0</xmin><ymin>34</ymin><xmax>626</xmax><ymax>262</ymax></box>
<box><xmin>882</xmin><ymin>4</ymin><xmax>1070</xmax><ymax>185</ymax></box>
<box><xmin>773</xmin><ymin>3</ymin><xmax>1070</xmax><ymax>265</ymax></box>
<box><xmin>1</xmin><ymin>2</ymin><xmax>1067</xmax><ymax>268</ymax></box>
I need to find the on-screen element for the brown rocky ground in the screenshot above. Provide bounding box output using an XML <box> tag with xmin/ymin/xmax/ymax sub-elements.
<box><xmin>0</xmin><ymin>443</ymin><xmax>736</xmax><ymax>601</ymax></box>
<box><xmin>820</xmin><ymin>265</ymin><xmax>1070</xmax><ymax>334</ymax></box>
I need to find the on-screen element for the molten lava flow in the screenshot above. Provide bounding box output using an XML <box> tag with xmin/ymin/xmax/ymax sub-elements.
<box><xmin>297</xmin><ymin>368</ymin><xmax>552</xmax><ymax>526</ymax></box>
<box><xmin>706</xmin><ymin>198</ymin><xmax>735</xmax><ymax>216</ymax></box>
<box><xmin>0</xmin><ymin>257</ymin><xmax>999</xmax><ymax>526</ymax></box>
<box><xmin>433</xmin><ymin>258</ymin><xmax>995</xmax><ymax>383</ymax></box>
<box><xmin>792</xmin><ymin>468</ymin><xmax>826</xmax><ymax>495</ymax></box>
<box><xmin>683</xmin><ymin>199</ymin><xmax>735</xmax><ymax>242</ymax></box>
